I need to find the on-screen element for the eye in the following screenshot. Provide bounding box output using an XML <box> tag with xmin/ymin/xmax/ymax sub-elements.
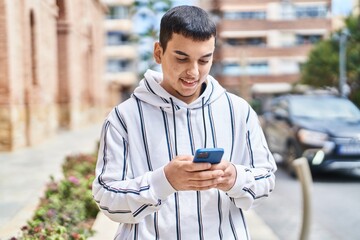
<box><xmin>176</xmin><ymin>58</ymin><xmax>188</xmax><ymax>63</ymax></box>
<box><xmin>199</xmin><ymin>59</ymin><xmax>209</xmax><ymax>64</ymax></box>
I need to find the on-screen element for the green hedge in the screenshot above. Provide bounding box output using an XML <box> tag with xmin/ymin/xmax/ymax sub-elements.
<box><xmin>10</xmin><ymin>153</ymin><xmax>99</xmax><ymax>240</ymax></box>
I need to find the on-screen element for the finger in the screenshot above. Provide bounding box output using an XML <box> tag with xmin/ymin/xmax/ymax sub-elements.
<box><xmin>189</xmin><ymin>162</ymin><xmax>212</xmax><ymax>172</ymax></box>
<box><xmin>209</xmin><ymin>161</ymin><xmax>228</xmax><ymax>171</ymax></box>
<box><xmin>188</xmin><ymin>179</ymin><xmax>219</xmax><ymax>189</ymax></box>
<box><xmin>188</xmin><ymin>169</ymin><xmax>224</xmax><ymax>180</ymax></box>
<box><xmin>174</xmin><ymin>155</ymin><xmax>194</xmax><ymax>161</ymax></box>
<box><xmin>222</xmin><ymin>166</ymin><xmax>233</xmax><ymax>177</ymax></box>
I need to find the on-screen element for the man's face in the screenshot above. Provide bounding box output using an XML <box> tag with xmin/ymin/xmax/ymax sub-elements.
<box><xmin>154</xmin><ymin>33</ymin><xmax>215</xmax><ymax>104</ymax></box>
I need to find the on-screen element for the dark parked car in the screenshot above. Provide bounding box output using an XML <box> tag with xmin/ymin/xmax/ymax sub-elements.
<box><xmin>262</xmin><ymin>94</ymin><xmax>360</xmax><ymax>175</ymax></box>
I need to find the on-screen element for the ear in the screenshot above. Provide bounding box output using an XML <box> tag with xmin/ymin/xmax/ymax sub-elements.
<box><xmin>153</xmin><ymin>42</ymin><xmax>162</xmax><ymax>64</ymax></box>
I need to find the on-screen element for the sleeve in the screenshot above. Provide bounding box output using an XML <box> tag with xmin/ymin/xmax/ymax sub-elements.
<box><xmin>92</xmin><ymin>119</ymin><xmax>176</xmax><ymax>224</ymax></box>
<box><xmin>226</xmin><ymin>106</ymin><xmax>277</xmax><ymax>210</ymax></box>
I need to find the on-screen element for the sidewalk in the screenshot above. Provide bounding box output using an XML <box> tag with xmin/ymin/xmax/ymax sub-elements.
<box><xmin>0</xmin><ymin>123</ymin><xmax>278</xmax><ymax>240</ymax></box>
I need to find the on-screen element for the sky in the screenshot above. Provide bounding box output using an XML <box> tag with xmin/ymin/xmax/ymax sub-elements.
<box><xmin>332</xmin><ymin>0</ymin><xmax>355</xmax><ymax>16</ymax></box>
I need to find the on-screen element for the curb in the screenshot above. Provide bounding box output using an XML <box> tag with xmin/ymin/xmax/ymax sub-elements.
<box><xmin>89</xmin><ymin>212</ymin><xmax>118</xmax><ymax>240</ymax></box>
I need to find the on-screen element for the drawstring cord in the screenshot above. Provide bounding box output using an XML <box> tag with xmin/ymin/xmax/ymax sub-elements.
<box><xmin>202</xmin><ymin>97</ymin><xmax>207</xmax><ymax>148</ymax></box>
<box><xmin>170</xmin><ymin>96</ymin><xmax>208</xmax><ymax>154</ymax></box>
<box><xmin>170</xmin><ymin>98</ymin><xmax>178</xmax><ymax>155</ymax></box>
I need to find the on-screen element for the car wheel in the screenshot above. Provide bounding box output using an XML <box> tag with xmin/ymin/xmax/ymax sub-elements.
<box><xmin>285</xmin><ymin>143</ymin><xmax>301</xmax><ymax>177</ymax></box>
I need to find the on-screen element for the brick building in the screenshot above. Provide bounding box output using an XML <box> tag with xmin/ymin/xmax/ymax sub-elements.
<box><xmin>0</xmin><ymin>0</ymin><xmax>106</xmax><ymax>151</ymax></box>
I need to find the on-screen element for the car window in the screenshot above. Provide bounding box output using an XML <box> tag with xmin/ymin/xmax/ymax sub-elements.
<box><xmin>270</xmin><ymin>98</ymin><xmax>288</xmax><ymax>112</ymax></box>
<box><xmin>290</xmin><ymin>97</ymin><xmax>360</xmax><ymax>121</ymax></box>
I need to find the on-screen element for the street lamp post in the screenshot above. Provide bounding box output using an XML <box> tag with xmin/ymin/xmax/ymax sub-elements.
<box><xmin>338</xmin><ymin>28</ymin><xmax>350</xmax><ymax>98</ymax></box>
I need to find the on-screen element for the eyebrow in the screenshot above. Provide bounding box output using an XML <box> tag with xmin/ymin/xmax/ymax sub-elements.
<box><xmin>174</xmin><ymin>50</ymin><xmax>213</xmax><ymax>58</ymax></box>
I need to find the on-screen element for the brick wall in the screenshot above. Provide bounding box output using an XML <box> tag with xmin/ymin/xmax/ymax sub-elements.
<box><xmin>0</xmin><ymin>0</ymin><xmax>11</xmax><ymax>151</ymax></box>
<box><xmin>0</xmin><ymin>0</ymin><xmax>106</xmax><ymax>151</ymax></box>
<box><xmin>0</xmin><ymin>0</ymin><xmax>9</xmax><ymax>97</ymax></box>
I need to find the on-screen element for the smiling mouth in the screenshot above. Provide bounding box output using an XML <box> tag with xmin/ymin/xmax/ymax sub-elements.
<box><xmin>180</xmin><ymin>78</ymin><xmax>198</xmax><ymax>85</ymax></box>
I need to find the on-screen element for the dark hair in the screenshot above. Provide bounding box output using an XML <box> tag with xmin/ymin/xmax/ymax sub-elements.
<box><xmin>159</xmin><ymin>5</ymin><xmax>216</xmax><ymax>52</ymax></box>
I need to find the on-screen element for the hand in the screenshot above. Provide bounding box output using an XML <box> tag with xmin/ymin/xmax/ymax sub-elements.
<box><xmin>164</xmin><ymin>155</ymin><xmax>225</xmax><ymax>191</ymax></box>
<box><xmin>210</xmin><ymin>161</ymin><xmax>237</xmax><ymax>191</ymax></box>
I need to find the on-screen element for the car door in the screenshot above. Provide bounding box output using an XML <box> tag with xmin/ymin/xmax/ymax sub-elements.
<box><xmin>263</xmin><ymin>98</ymin><xmax>291</xmax><ymax>155</ymax></box>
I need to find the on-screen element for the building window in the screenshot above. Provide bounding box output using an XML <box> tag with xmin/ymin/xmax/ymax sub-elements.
<box><xmin>296</xmin><ymin>34</ymin><xmax>323</xmax><ymax>45</ymax></box>
<box><xmin>223</xmin><ymin>63</ymin><xmax>242</xmax><ymax>76</ymax></box>
<box><xmin>223</xmin><ymin>11</ymin><xmax>266</xmax><ymax>20</ymax></box>
<box><xmin>106</xmin><ymin>31</ymin><xmax>131</xmax><ymax>45</ymax></box>
<box><xmin>56</xmin><ymin>0</ymin><xmax>66</xmax><ymax>20</ymax></box>
<box><xmin>106</xmin><ymin>6</ymin><xmax>130</xmax><ymax>19</ymax></box>
<box><xmin>225</xmin><ymin>37</ymin><xmax>266</xmax><ymax>47</ymax></box>
<box><xmin>222</xmin><ymin>62</ymin><xmax>269</xmax><ymax>76</ymax></box>
<box><xmin>107</xmin><ymin>59</ymin><xmax>133</xmax><ymax>73</ymax></box>
<box><xmin>247</xmin><ymin>62</ymin><xmax>269</xmax><ymax>75</ymax></box>
<box><xmin>281</xmin><ymin>1</ymin><xmax>295</xmax><ymax>19</ymax></box>
<box><xmin>30</xmin><ymin>11</ymin><xmax>38</xmax><ymax>85</ymax></box>
<box><xmin>296</xmin><ymin>6</ymin><xmax>327</xmax><ymax>18</ymax></box>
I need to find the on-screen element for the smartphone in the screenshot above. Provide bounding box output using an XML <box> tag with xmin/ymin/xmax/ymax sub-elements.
<box><xmin>193</xmin><ymin>148</ymin><xmax>224</xmax><ymax>164</ymax></box>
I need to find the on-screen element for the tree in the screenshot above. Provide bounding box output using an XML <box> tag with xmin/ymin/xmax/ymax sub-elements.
<box><xmin>346</xmin><ymin>15</ymin><xmax>360</xmax><ymax>106</ymax></box>
<box><xmin>132</xmin><ymin>0</ymin><xmax>172</xmax><ymax>78</ymax></box>
<box><xmin>300</xmin><ymin>40</ymin><xmax>339</xmax><ymax>87</ymax></box>
<box><xmin>300</xmin><ymin>15</ymin><xmax>360</xmax><ymax>107</ymax></box>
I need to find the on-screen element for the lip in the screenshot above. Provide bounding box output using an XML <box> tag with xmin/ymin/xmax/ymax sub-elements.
<box><xmin>180</xmin><ymin>78</ymin><xmax>198</xmax><ymax>86</ymax></box>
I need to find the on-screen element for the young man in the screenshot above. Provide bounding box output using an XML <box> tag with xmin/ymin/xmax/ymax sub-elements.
<box><xmin>93</xmin><ymin>5</ymin><xmax>276</xmax><ymax>239</ymax></box>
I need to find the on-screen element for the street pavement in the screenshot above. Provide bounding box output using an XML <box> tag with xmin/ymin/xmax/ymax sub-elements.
<box><xmin>0</xmin><ymin>123</ymin><xmax>278</xmax><ymax>240</ymax></box>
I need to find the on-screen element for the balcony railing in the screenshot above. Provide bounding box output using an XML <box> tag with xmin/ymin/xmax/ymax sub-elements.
<box><xmin>219</xmin><ymin>18</ymin><xmax>331</xmax><ymax>32</ymax></box>
<box><xmin>217</xmin><ymin>44</ymin><xmax>313</xmax><ymax>59</ymax></box>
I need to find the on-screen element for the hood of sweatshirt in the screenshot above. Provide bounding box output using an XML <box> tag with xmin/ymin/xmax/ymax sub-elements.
<box><xmin>133</xmin><ymin>69</ymin><xmax>226</xmax><ymax>112</ymax></box>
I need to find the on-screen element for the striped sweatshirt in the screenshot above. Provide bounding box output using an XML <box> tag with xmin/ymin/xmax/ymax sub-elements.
<box><xmin>92</xmin><ymin>69</ymin><xmax>277</xmax><ymax>240</ymax></box>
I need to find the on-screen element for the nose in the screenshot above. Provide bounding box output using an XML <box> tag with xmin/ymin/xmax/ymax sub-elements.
<box><xmin>186</xmin><ymin>62</ymin><xmax>199</xmax><ymax>77</ymax></box>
